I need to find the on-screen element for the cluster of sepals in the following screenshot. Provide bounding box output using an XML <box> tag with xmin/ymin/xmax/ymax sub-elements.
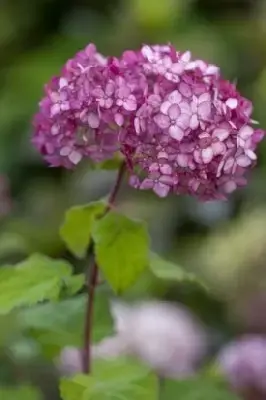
<box><xmin>33</xmin><ymin>43</ymin><xmax>265</xmax><ymax>201</ymax></box>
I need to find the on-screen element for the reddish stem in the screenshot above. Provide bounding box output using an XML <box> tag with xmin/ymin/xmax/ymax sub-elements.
<box><xmin>82</xmin><ymin>161</ymin><xmax>126</xmax><ymax>374</ymax></box>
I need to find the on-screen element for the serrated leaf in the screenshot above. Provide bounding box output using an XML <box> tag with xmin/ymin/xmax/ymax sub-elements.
<box><xmin>0</xmin><ymin>385</ymin><xmax>41</xmax><ymax>400</ymax></box>
<box><xmin>150</xmin><ymin>252</ymin><xmax>207</xmax><ymax>290</ymax></box>
<box><xmin>60</xmin><ymin>201</ymin><xmax>106</xmax><ymax>259</ymax></box>
<box><xmin>20</xmin><ymin>291</ymin><xmax>113</xmax><ymax>358</ymax></box>
<box><xmin>60</xmin><ymin>357</ymin><xmax>158</xmax><ymax>400</ymax></box>
<box><xmin>0</xmin><ymin>253</ymin><xmax>73</xmax><ymax>314</ymax></box>
<box><xmin>92</xmin><ymin>211</ymin><xmax>150</xmax><ymax>293</ymax></box>
<box><xmin>163</xmin><ymin>377</ymin><xmax>239</xmax><ymax>400</ymax></box>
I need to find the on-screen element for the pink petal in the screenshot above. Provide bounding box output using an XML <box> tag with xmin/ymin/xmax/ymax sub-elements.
<box><xmin>223</xmin><ymin>157</ymin><xmax>235</xmax><ymax>172</ymax></box>
<box><xmin>159</xmin><ymin>175</ymin><xmax>176</xmax><ymax>185</ymax></box>
<box><xmin>193</xmin><ymin>149</ymin><xmax>202</xmax><ymax>164</ymax></box>
<box><xmin>115</xmin><ymin>113</ymin><xmax>124</xmax><ymax>127</ymax></box>
<box><xmin>180</xmin><ymin>51</ymin><xmax>191</xmax><ymax>63</ymax></box>
<box><xmin>60</xmin><ymin>146</ymin><xmax>71</xmax><ymax>156</ymax></box>
<box><xmin>223</xmin><ymin>181</ymin><xmax>237</xmax><ymax>194</ymax></box>
<box><xmin>201</xmin><ymin>147</ymin><xmax>214</xmax><ymax>164</ymax></box>
<box><xmin>236</xmin><ymin>155</ymin><xmax>252</xmax><ymax>167</ymax></box>
<box><xmin>140</xmin><ymin>179</ymin><xmax>154</xmax><ymax>190</ymax></box>
<box><xmin>61</xmin><ymin>102</ymin><xmax>70</xmax><ymax>111</ymax></box>
<box><xmin>205</xmin><ymin>65</ymin><xmax>219</xmax><ymax>75</ymax></box>
<box><xmin>88</xmin><ymin>113</ymin><xmax>100</xmax><ymax>129</ymax></box>
<box><xmin>104</xmin><ymin>98</ymin><xmax>113</xmax><ymax>109</ymax></box>
<box><xmin>148</xmin><ymin>94</ymin><xmax>161</xmax><ymax>107</ymax></box>
<box><xmin>162</xmin><ymin>56</ymin><xmax>172</xmax><ymax>69</ymax></box>
<box><xmin>153</xmin><ymin>182</ymin><xmax>170</xmax><ymax>197</ymax></box>
<box><xmin>141</xmin><ymin>45</ymin><xmax>153</xmax><ymax>60</ymax></box>
<box><xmin>51</xmin><ymin>124</ymin><xmax>60</xmax><ymax>135</ymax></box>
<box><xmin>198</xmin><ymin>93</ymin><xmax>211</xmax><ymax>103</ymax></box>
<box><xmin>177</xmin><ymin>153</ymin><xmax>189</xmax><ymax>167</ymax></box>
<box><xmin>117</xmin><ymin>85</ymin><xmax>130</xmax><ymax>99</ymax></box>
<box><xmin>158</xmin><ymin>151</ymin><xmax>169</xmax><ymax>159</ymax></box>
<box><xmin>160</xmin><ymin>164</ymin><xmax>172</xmax><ymax>175</ymax></box>
<box><xmin>212</xmin><ymin>141</ymin><xmax>226</xmax><ymax>156</ymax></box>
<box><xmin>50</xmin><ymin>103</ymin><xmax>61</xmax><ymax>116</ymax></box>
<box><xmin>154</xmin><ymin>114</ymin><xmax>170</xmax><ymax>129</ymax></box>
<box><xmin>168</xmin><ymin>104</ymin><xmax>181</xmax><ymax>119</ymax></box>
<box><xmin>178</xmin><ymin>113</ymin><xmax>191</xmax><ymax>129</ymax></box>
<box><xmin>160</xmin><ymin>101</ymin><xmax>171</xmax><ymax>114</ymax></box>
<box><xmin>69</xmin><ymin>151</ymin><xmax>82</xmax><ymax>165</ymax></box>
<box><xmin>171</xmin><ymin>63</ymin><xmax>184</xmax><ymax>75</ymax></box>
<box><xmin>169</xmin><ymin>125</ymin><xmax>184</xmax><ymax>141</ymax></box>
<box><xmin>239</xmin><ymin>126</ymin><xmax>254</xmax><ymax>140</ymax></box>
<box><xmin>212</xmin><ymin>128</ymin><xmax>230</xmax><ymax>141</ymax></box>
<box><xmin>179</xmin><ymin>83</ymin><xmax>192</xmax><ymax>98</ymax></box>
<box><xmin>129</xmin><ymin>175</ymin><xmax>140</xmax><ymax>188</ymax></box>
<box><xmin>190</xmin><ymin>114</ymin><xmax>199</xmax><ymax>130</ymax></box>
<box><xmin>245</xmin><ymin>149</ymin><xmax>257</xmax><ymax>161</ymax></box>
<box><xmin>59</xmin><ymin>78</ymin><xmax>68</xmax><ymax>89</ymax></box>
<box><xmin>134</xmin><ymin>118</ymin><xmax>141</xmax><ymax>134</ymax></box>
<box><xmin>226</xmin><ymin>98</ymin><xmax>238</xmax><ymax>109</ymax></box>
<box><xmin>179</xmin><ymin>101</ymin><xmax>191</xmax><ymax>114</ymax></box>
<box><xmin>149</xmin><ymin>163</ymin><xmax>159</xmax><ymax>172</ymax></box>
<box><xmin>106</xmin><ymin>82</ymin><xmax>115</xmax><ymax>96</ymax></box>
<box><xmin>168</xmin><ymin>90</ymin><xmax>182</xmax><ymax>104</ymax></box>
<box><xmin>198</xmin><ymin>101</ymin><xmax>211</xmax><ymax>120</ymax></box>
<box><xmin>93</xmin><ymin>87</ymin><xmax>105</xmax><ymax>97</ymax></box>
<box><xmin>123</xmin><ymin>95</ymin><xmax>137</xmax><ymax>111</ymax></box>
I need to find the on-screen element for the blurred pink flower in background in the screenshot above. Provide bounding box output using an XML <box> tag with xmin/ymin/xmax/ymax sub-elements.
<box><xmin>218</xmin><ymin>334</ymin><xmax>266</xmax><ymax>399</ymax></box>
<box><xmin>59</xmin><ymin>300</ymin><xmax>207</xmax><ymax>378</ymax></box>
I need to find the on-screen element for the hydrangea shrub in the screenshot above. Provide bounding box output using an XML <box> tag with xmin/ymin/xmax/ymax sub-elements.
<box><xmin>1</xmin><ymin>43</ymin><xmax>265</xmax><ymax>399</ymax></box>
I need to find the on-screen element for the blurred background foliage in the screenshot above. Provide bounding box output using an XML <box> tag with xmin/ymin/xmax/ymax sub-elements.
<box><xmin>1</xmin><ymin>0</ymin><xmax>266</xmax><ymax>398</ymax></box>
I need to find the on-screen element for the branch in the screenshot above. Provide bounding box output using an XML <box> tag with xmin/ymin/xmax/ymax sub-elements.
<box><xmin>82</xmin><ymin>161</ymin><xmax>126</xmax><ymax>373</ymax></box>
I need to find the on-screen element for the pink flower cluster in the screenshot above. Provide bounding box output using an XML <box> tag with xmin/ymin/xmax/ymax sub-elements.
<box><xmin>32</xmin><ymin>43</ymin><xmax>265</xmax><ymax>200</ymax></box>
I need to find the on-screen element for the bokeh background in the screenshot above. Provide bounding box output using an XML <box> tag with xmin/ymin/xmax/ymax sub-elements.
<box><xmin>1</xmin><ymin>0</ymin><xmax>266</xmax><ymax>398</ymax></box>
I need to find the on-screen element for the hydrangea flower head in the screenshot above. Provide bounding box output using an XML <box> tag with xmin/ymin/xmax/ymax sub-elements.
<box><xmin>218</xmin><ymin>335</ymin><xmax>266</xmax><ymax>394</ymax></box>
<box><xmin>120</xmin><ymin>44</ymin><xmax>265</xmax><ymax>200</ymax></box>
<box><xmin>32</xmin><ymin>43</ymin><xmax>265</xmax><ymax>200</ymax></box>
<box><xmin>32</xmin><ymin>44</ymin><xmax>128</xmax><ymax>168</ymax></box>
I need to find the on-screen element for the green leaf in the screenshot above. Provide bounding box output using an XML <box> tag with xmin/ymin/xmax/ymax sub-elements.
<box><xmin>60</xmin><ymin>201</ymin><xmax>106</xmax><ymax>259</ymax></box>
<box><xmin>92</xmin><ymin>211</ymin><xmax>150</xmax><ymax>293</ymax></box>
<box><xmin>163</xmin><ymin>377</ymin><xmax>239</xmax><ymax>400</ymax></box>
<box><xmin>60</xmin><ymin>357</ymin><xmax>158</xmax><ymax>400</ymax></box>
<box><xmin>96</xmin><ymin>154</ymin><xmax>123</xmax><ymax>170</ymax></box>
<box><xmin>62</xmin><ymin>274</ymin><xmax>85</xmax><ymax>297</ymax></box>
<box><xmin>0</xmin><ymin>385</ymin><xmax>41</xmax><ymax>400</ymax></box>
<box><xmin>20</xmin><ymin>291</ymin><xmax>113</xmax><ymax>358</ymax></box>
<box><xmin>0</xmin><ymin>253</ymin><xmax>73</xmax><ymax>314</ymax></box>
<box><xmin>150</xmin><ymin>252</ymin><xmax>207</xmax><ymax>290</ymax></box>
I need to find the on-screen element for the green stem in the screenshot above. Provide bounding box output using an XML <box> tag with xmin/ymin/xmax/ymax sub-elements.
<box><xmin>82</xmin><ymin>161</ymin><xmax>126</xmax><ymax>374</ymax></box>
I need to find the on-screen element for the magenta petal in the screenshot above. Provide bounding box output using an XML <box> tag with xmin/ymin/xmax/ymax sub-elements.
<box><xmin>140</xmin><ymin>178</ymin><xmax>154</xmax><ymax>190</ymax></box>
<box><xmin>236</xmin><ymin>155</ymin><xmax>252</xmax><ymax>167</ymax></box>
<box><xmin>153</xmin><ymin>182</ymin><xmax>170</xmax><ymax>197</ymax></box>
<box><xmin>223</xmin><ymin>180</ymin><xmax>237</xmax><ymax>193</ymax></box>
<box><xmin>201</xmin><ymin>147</ymin><xmax>214</xmax><ymax>164</ymax></box>
<box><xmin>168</xmin><ymin>104</ymin><xmax>181</xmax><ymax>119</ymax></box>
<box><xmin>179</xmin><ymin>83</ymin><xmax>192</xmax><ymax>98</ymax></box>
<box><xmin>123</xmin><ymin>95</ymin><xmax>137</xmax><ymax>111</ymax></box>
<box><xmin>198</xmin><ymin>101</ymin><xmax>211</xmax><ymax>120</ymax></box>
<box><xmin>69</xmin><ymin>151</ymin><xmax>82</xmax><ymax>165</ymax></box>
<box><xmin>88</xmin><ymin>113</ymin><xmax>100</xmax><ymax>128</ymax></box>
<box><xmin>168</xmin><ymin>90</ymin><xmax>182</xmax><ymax>104</ymax></box>
<box><xmin>154</xmin><ymin>114</ymin><xmax>170</xmax><ymax>129</ymax></box>
<box><xmin>169</xmin><ymin>125</ymin><xmax>184</xmax><ymax>141</ymax></box>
